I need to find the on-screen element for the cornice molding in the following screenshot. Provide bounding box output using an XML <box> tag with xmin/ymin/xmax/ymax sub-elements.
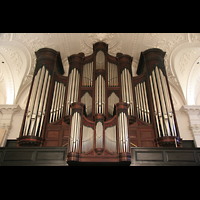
<box><xmin>0</xmin><ymin>104</ymin><xmax>21</xmax><ymax>129</ymax></box>
<box><xmin>181</xmin><ymin>105</ymin><xmax>200</xmax><ymax>114</ymax></box>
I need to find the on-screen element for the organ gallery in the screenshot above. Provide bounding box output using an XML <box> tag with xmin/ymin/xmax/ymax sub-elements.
<box><xmin>17</xmin><ymin>41</ymin><xmax>182</xmax><ymax>165</ymax></box>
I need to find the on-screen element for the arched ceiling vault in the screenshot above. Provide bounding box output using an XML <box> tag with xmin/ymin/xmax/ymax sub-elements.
<box><xmin>0</xmin><ymin>33</ymin><xmax>200</xmax><ymax>108</ymax></box>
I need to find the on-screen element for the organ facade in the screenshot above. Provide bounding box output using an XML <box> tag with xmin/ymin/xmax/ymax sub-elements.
<box><xmin>17</xmin><ymin>42</ymin><xmax>182</xmax><ymax>165</ymax></box>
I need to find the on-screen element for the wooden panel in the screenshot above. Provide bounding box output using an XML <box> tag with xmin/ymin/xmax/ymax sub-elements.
<box><xmin>62</xmin><ymin>139</ymin><xmax>69</xmax><ymax>147</ymax></box>
<box><xmin>0</xmin><ymin>147</ymin><xmax>68</xmax><ymax>166</ymax></box>
<box><xmin>36</xmin><ymin>151</ymin><xmax>65</xmax><ymax>160</ymax></box>
<box><xmin>4</xmin><ymin>151</ymin><xmax>34</xmax><ymax>161</ymax></box>
<box><xmin>166</xmin><ymin>151</ymin><xmax>195</xmax><ymax>162</ymax></box>
<box><xmin>45</xmin><ymin>140</ymin><xmax>59</xmax><ymax>147</ymax></box>
<box><xmin>131</xmin><ymin>147</ymin><xmax>200</xmax><ymax>166</ymax></box>
<box><xmin>44</xmin><ymin>123</ymin><xmax>70</xmax><ymax>147</ymax></box>
<box><xmin>129</xmin><ymin>122</ymin><xmax>155</xmax><ymax>147</ymax></box>
<box><xmin>129</xmin><ymin>129</ymin><xmax>137</xmax><ymax>138</ymax></box>
<box><xmin>141</xmin><ymin>140</ymin><xmax>154</xmax><ymax>147</ymax></box>
<box><xmin>130</xmin><ymin>139</ymin><xmax>138</xmax><ymax>147</ymax></box>
<box><xmin>140</xmin><ymin>131</ymin><xmax>153</xmax><ymax>139</ymax></box>
<box><xmin>63</xmin><ymin>129</ymin><xmax>70</xmax><ymax>137</ymax></box>
<box><xmin>47</xmin><ymin>131</ymin><xmax>60</xmax><ymax>138</ymax></box>
<box><xmin>136</xmin><ymin>151</ymin><xmax>164</xmax><ymax>161</ymax></box>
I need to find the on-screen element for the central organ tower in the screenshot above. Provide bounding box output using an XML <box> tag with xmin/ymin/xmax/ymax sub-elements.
<box><xmin>17</xmin><ymin>42</ymin><xmax>182</xmax><ymax>165</ymax></box>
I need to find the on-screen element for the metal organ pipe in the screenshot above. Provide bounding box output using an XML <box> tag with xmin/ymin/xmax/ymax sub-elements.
<box><xmin>23</xmin><ymin>68</ymin><xmax>41</xmax><ymax>136</ymax></box>
<box><xmin>22</xmin><ymin>66</ymin><xmax>51</xmax><ymax>137</ymax></box>
<box><xmin>149</xmin><ymin>66</ymin><xmax>178</xmax><ymax>138</ymax></box>
<box><xmin>49</xmin><ymin>80</ymin><xmax>66</xmax><ymax>123</ymax></box>
<box><xmin>95</xmin><ymin>75</ymin><xmax>105</xmax><ymax>114</ymax></box>
<box><xmin>34</xmin><ymin>69</ymin><xmax>49</xmax><ymax>136</ymax></box>
<box><xmin>143</xmin><ymin>82</ymin><xmax>150</xmax><ymax>123</ymax></box>
<box><xmin>70</xmin><ymin>111</ymin><xmax>81</xmax><ymax>153</ymax></box>
<box><xmin>121</xmin><ymin>68</ymin><xmax>134</xmax><ymax>116</ymax></box>
<box><xmin>66</xmin><ymin>68</ymin><xmax>80</xmax><ymax>115</ymax></box>
<box><xmin>134</xmin><ymin>80</ymin><xmax>151</xmax><ymax>123</ymax></box>
<box><xmin>96</xmin><ymin>121</ymin><xmax>103</xmax><ymax>148</ymax></box>
<box><xmin>69</xmin><ymin>102</ymin><xmax>83</xmax><ymax>154</ymax></box>
<box><xmin>118</xmin><ymin>111</ymin><xmax>129</xmax><ymax>153</ymax></box>
<box><xmin>108</xmin><ymin>62</ymin><xmax>118</xmax><ymax>87</ymax></box>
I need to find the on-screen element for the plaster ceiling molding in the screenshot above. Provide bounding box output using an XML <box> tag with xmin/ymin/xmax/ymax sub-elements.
<box><xmin>0</xmin><ymin>38</ymin><xmax>32</xmax><ymax>102</ymax></box>
<box><xmin>0</xmin><ymin>67</ymin><xmax>6</xmax><ymax>104</ymax></box>
<box><xmin>189</xmin><ymin>33</ymin><xmax>200</xmax><ymax>43</ymax></box>
<box><xmin>173</xmin><ymin>46</ymin><xmax>199</xmax><ymax>99</ymax></box>
<box><xmin>152</xmin><ymin>33</ymin><xmax>186</xmax><ymax>51</ymax></box>
<box><xmin>169</xmin><ymin>40</ymin><xmax>200</xmax><ymax>105</ymax></box>
<box><xmin>61</xmin><ymin>33</ymin><xmax>71</xmax><ymax>57</ymax></box>
<box><xmin>152</xmin><ymin>34</ymin><xmax>186</xmax><ymax>73</ymax></box>
<box><xmin>187</xmin><ymin>56</ymin><xmax>200</xmax><ymax>105</ymax></box>
<box><xmin>2</xmin><ymin>47</ymin><xmax>23</xmax><ymax>76</ymax></box>
<box><xmin>0</xmin><ymin>53</ymin><xmax>14</xmax><ymax>104</ymax></box>
<box><xmin>80</xmin><ymin>33</ymin><xmax>123</xmax><ymax>56</ymax></box>
<box><xmin>16</xmin><ymin>33</ymin><xmax>47</xmax><ymax>76</ymax></box>
<box><xmin>0</xmin><ymin>33</ymin><xmax>12</xmax><ymax>41</ymax></box>
<box><xmin>179</xmin><ymin>49</ymin><xmax>196</xmax><ymax>76</ymax></box>
<box><xmin>194</xmin><ymin>74</ymin><xmax>200</xmax><ymax>105</ymax></box>
<box><xmin>148</xmin><ymin>33</ymin><xmax>161</xmax><ymax>41</ymax></box>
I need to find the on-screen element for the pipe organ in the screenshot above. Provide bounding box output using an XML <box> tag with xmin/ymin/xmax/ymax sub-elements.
<box><xmin>17</xmin><ymin>42</ymin><xmax>182</xmax><ymax>165</ymax></box>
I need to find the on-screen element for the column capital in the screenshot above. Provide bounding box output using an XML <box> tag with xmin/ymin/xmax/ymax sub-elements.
<box><xmin>0</xmin><ymin>104</ymin><xmax>20</xmax><ymax>114</ymax></box>
<box><xmin>181</xmin><ymin>105</ymin><xmax>200</xmax><ymax>147</ymax></box>
<box><xmin>0</xmin><ymin>104</ymin><xmax>21</xmax><ymax>146</ymax></box>
<box><xmin>0</xmin><ymin>104</ymin><xmax>20</xmax><ymax>128</ymax></box>
<box><xmin>181</xmin><ymin>105</ymin><xmax>200</xmax><ymax>114</ymax></box>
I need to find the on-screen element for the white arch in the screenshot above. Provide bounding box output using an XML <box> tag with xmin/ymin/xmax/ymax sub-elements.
<box><xmin>187</xmin><ymin>56</ymin><xmax>200</xmax><ymax>105</ymax></box>
<box><xmin>169</xmin><ymin>41</ymin><xmax>200</xmax><ymax>105</ymax></box>
<box><xmin>0</xmin><ymin>53</ymin><xmax>14</xmax><ymax>104</ymax></box>
<box><xmin>0</xmin><ymin>38</ymin><xmax>32</xmax><ymax>104</ymax></box>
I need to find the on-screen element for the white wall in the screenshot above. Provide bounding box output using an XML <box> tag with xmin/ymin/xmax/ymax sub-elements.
<box><xmin>8</xmin><ymin>109</ymin><xmax>24</xmax><ymax>139</ymax></box>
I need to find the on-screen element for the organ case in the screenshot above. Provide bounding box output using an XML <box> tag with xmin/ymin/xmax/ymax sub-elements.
<box><xmin>17</xmin><ymin>42</ymin><xmax>182</xmax><ymax>165</ymax></box>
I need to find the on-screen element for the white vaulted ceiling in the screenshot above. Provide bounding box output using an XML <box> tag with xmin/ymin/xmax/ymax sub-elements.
<box><xmin>0</xmin><ymin>33</ymin><xmax>200</xmax><ymax>110</ymax></box>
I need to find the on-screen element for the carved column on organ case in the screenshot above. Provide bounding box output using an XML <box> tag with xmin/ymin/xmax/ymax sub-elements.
<box><xmin>17</xmin><ymin>48</ymin><xmax>64</xmax><ymax>147</ymax></box>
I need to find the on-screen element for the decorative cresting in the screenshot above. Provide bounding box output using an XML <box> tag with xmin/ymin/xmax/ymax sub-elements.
<box><xmin>17</xmin><ymin>48</ymin><xmax>65</xmax><ymax>146</ymax></box>
<box><xmin>136</xmin><ymin>48</ymin><xmax>182</xmax><ymax>147</ymax></box>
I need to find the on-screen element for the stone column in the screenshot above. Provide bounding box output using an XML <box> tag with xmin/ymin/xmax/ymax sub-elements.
<box><xmin>181</xmin><ymin>105</ymin><xmax>200</xmax><ymax>147</ymax></box>
<box><xmin>0</xmin><ymin>104</ymin><xmax>20</xmax><ymax>147</ymax></box>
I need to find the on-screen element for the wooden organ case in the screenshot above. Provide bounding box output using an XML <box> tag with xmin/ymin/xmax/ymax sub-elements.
<box><xmin>17</xmin><ymin>42</ymin><xmax>182</xmax><ymax>165</ymax></box>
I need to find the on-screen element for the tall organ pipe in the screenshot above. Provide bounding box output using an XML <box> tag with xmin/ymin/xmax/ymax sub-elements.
<box><xmin>116</xmin><ymin>102</ymin><xmax>131</xmax><ymax>162</ymax></box>
<box><xmin>135</xmin><ymin>48</ymin><xmax>181</xmax><ymax>146</ymax></box>
<box><xmin>66</xmin><ymin>68</ymin><xmax>80</xmax><ymax>115</ymax></box>
<box><xmin>95</xmin><ymin>75</ymin><xmax>105</xmax><ymax>114</ymax></box>
<box><xmin>69</xmin><ymin>102</ymin><xmax>83</xmax><ymax>154</ymax></box>
<box><xmin>118</xmin><ymin>53</ymin><xmax>134</xmax><ymax>116</ymax></box>
<box><xmin>18</xmin><ymin>48</ymin><xmax>65</xmax><ymax>147</ymax></box>
<box><xmin>66</xmin><ymin>53</ymin><xmax>84</xmax><ymax>116</ymax></box>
